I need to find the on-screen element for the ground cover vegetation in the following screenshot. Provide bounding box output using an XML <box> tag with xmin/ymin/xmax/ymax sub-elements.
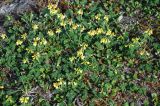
<box><xmin>0</xmin><ymin>0</ymin><xmax>160</xmax><ymax>105</ymax></box>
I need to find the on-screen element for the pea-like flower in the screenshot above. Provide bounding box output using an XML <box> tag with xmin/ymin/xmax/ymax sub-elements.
<box><xmin>55</xmin><ymin>28</ymin><xmax>61</xmax><ymax>34</ymax></box>
<box><xmin>72</xmin><ymin>24</ymin><xmax>79</xmax><ymax>30</ymax></box>
<box><xmin>21</xmin><ymin>33</ymin><xmax>27</xmax><ymax>40</ymax></box>
<box><xmin>104</xmin><ymin>15</ymin><xmax>109</xmax><ymax>23</ymax></box>
<box><xmin>100</xmin><ymin>38</ymin><xmax>110</xmax><ymax>44</ymax></box>
<box><xmin>32</xmin><ymin>52</ymin><xmax>40</xmax><ymax>60</ymax></box>
<box><xmin>53</xmin><ymin>78</ymin><xmax>64</xmax><ymax>89</ymax></box>
<box><xmin>96</xmin><ymin>28</ymin><xmax>104</xmax><ymax>34</ymax></box>
<box><xmin>144</xmin><ymin>29</ymin><xmax>153</xmax><ymax>35</ymax></box>
<box><xmin>0</xmin><ymin>85</ymin><xmax>4</xmax><ymax>89</ymax></box>
<box><xmin>77</xmin><ymin>9</ymin><xmax>83</xmax><ymax>15</ymax></box>
<box><xmin>47</xmin><ymin>30</ymin><xmax>54</xmax><ymax>36</ymax></box>
<box><xmin>19</xmin><ymin>96</ymin><xmax>29</xmax><ymax>104</ymax></box>
<box><xmin>16</xmin><ymin>40</ymin><xmax>23</xmax><ymax>45</ymax></box>
<box><xmin>1</xmin><ymin>33</ymin><xmax>6</xmax><ymax>39</ymax></box>
<box><xmin>88</xmin><ymin>30</ymin><xmax>96</xmax><ymax>36</ymax></box>
<box><xmin>32</xmin><ymin>24</ymin><xmax>38</xmax><ymax>30</ymax></box>
<box><xmin>22</xmin><ymin>58</ymin><xmax>29</xmax><ymax>64</ymax></box>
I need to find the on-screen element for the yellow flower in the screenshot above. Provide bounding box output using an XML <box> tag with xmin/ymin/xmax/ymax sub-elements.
<box><xmin>0</xmin><ymin>85</ymin><xmax>4</xmax><ymax>89</ymax></box>
<box><xmin>106</xmin><ymin>29</ymin><xmax>112</xmax><ymax>35</ymax></box>
<box><xmin>22</xmin><ymin>58</ymin><xmax>29</xmax><ymax>64</ymax></box>
<box><xmin>144</xmin><ymin>29</ymin><xmax>153</xmax><ymax>35</ymax></box>
<box><xmin>81</xmin><ymin>43</ymin><xmax>88</xmax><ymax>50</ymax></box>
<box><xmin>88</xmin><ymin>30</ymin><xmax>96</xmax><ymax>36</ymax></box>
<box><xmin>53</xmin><ymin>78</ymin><xmax>64</xmax><ymax>89</ymax></box>
<box><xmin>95</xmin><ymin>14</ymin><xmax>101</xmax><ymax>20</ymax></box>
<box><xmin>47</xmin><ymin>30</ymin><xmax>54</xmax><ymax>36</ymax></box>
<box><xmin>53</xmin><ymin>82</ymin><xmax>60</xmax><ymax>89</ymax></box>
<box><xmin>81</xmin><ymin>61</ymin><xmax>90</xmax><ymax>65</ymax></box>
<box><xmin>74</xmin><ymin>68</ymin><xmax>83</xmax><ymax>74</ymax></box>
<box><xmin>104</xmin><ymin>15</ymin><xmax>109</xmax><ymax>23</ymax></box>
<box><xmin>21</xmin><ymin>33</ymin><xmax>27</xmax><ymax>40</ymax></box>
<box><xmin>33</xmin><ymin>37</ymin><xmax>40</xmax><ymax>46</ymax></box>
<box><xmin>55</xmin><ymin>28</ymin><xmax>61</xmax><ymax>34</ymax></box>
<box><xmin>1</xmin><ymin>33</ymin><xmax>6</xmax><ymax>39</ymax></box>
<box><xmin>48</xmin><ymin>3</ymin><xmax>58</xmax><ymax>15</ymax></box>
<box><xmin>139</xmin><ymin>50</ymin><xmax>145</xmax><ymax>55</ymax></box>
<box><xmin>34</xmin><ymin>37</ymin><xmax>40</xmax><ymax>41</ymax></box>
<box><xmin>33</xmin><ymin>41</ymin><xmax>37</xmax><ymax>46</ymax></box>
<box><xmin>100</xmin><ymin>38</ymin><xmax>110</xmax><ymax>44</ymax></box>
<box><xmin>77</xmin><ymin>49</ymin><xmax>83</xmax><ymax>57</ymax></box>
<box><xmin>60</xmin><ymin>21</ymin><xmax>66</xmax><ymax>27</ymax></box>
<box><xmin>77</xmin><ymin>49</ymin><xmax>85</xmax><ymax>59</ymax></box>
<box><xmin>40</xmin><ymin>38</ymin><xmax>47</xmax><ymax>45</ymax></box>
<box><xmin>32</xmin><ymin>24</ymin><xmax>38</xmax><ymax>30</ymax></box>
<box><xmin>68</xmin><ymin>19</ymin><xmax>73</xmax><ymax>25</ymax></box>
<box><xmin>26</xmin><ymin>48</ymin><xmax>34</xmax><ymax>53</ymax></box>
<box><xmin>50</xmin><ymin>9</ymin><xmax>58</xmax><ymax>15</ymax></box>
<box><xmin>77</xmin><ymin>9</ymin><xmax>83</xmax><ymax>15</ymax></box>
<box><xmin>132</xmin><ymin>38</ymin><xmax>140</xmax><ymax>43</ymax></box>
<box><xmin>16</xmin><ymin>40</ymin><xmax>23</xmax><ymax>45</ymax></box>
<box><xmin>69</xmin><ymin>56</ymin><xmax>76</xmax><ymax>62</ymax></box>
<box><xmin>32</xmin><ymin>52</ymin><xmax>40</xmax><ymax>60</ymax></box>
<box><xmin>72</xmin><ymin>24</ymin><xmax>79</xmax><ymax>30</ymax></box>
<box><xmin>80</xmin><ymin>26</ymin><xmax>85</xmax><ymax>32</ymax></box>
<box><xmin>96</xmin><ymin>28</ymin><xmax>104</xmax><ymax>34</ymax></box>
<box><xmin>19</xmin><ymin>96</ymin><xmax>29</xmax><ymax>104</ymax></box>
<box><xmin>57</xmin><ymin>14</ymin><xmax>66</xmax><ymax>20</ymax></box>
<box><xmin>48</xmin><ymin>3</ymin><xmax>57</xmax><ymax>10</ymax></box>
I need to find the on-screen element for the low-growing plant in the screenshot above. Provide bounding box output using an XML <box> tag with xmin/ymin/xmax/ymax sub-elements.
<box><xmin>0</xmin><ymin>0</ymin><xmax>160</xmax><ymax>105</ymax></box>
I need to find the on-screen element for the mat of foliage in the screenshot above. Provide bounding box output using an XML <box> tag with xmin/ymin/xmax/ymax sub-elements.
<box><xmin>0</xmin><ymin>0</ymin><xmax>160</xmax><ymax>106</ymax></box>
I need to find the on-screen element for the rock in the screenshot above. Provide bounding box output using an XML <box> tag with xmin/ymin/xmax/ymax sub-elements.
<box><xmin>0</xmin><ymin>0</ymin><xmax>37</xmax><ymax>16</ymax></box>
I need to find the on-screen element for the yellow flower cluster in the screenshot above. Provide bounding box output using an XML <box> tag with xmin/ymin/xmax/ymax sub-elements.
<box><xmin>40</xmin><ymin>38</ymin><xmax>47</xmax><ymax>45</ymax></box>
<box><xmin>1</xmin><ymin>33</ymin><xmax>7</xmax><ymax>39</ymax></box>
<box><xmin>53</xmin><ymin>78</ymin><xmax>64</xmax><ymax>89</ymax></box>
<box><xmin>47</xmin><ymin>29</ymin><xmax>54</xmax><ymax>36</ymax></box>
<box><xmin>95</xmin><ymin>14</ymin><xmax>101</xmax><ymax>20</ymax></box>
<box><xmin>0</xmin><ymin>85</ymin><xmax>4</xmax><ymax>89</ymax></box>
<box><xmin>55</xmin><ymin>28</ymin><xmax>61</xmax><ymax>34</ymax></box>
<box><xmin>69</xmin><ymin>56</ymin><xmax>76</xmax><ymax>63</ymax></box>
<box><xmin>88</xmin><ymin>28</ymin><xmax>104</xmax><ymax>36</ymax></box>
<box><xmin>72</xmin><ymin>24</ymin><xmax>79</xmax><ymax>30</ymax></box>
<box><xmin>19</xmin><ymin>96</ymin><xmax>29</xmax><ymax>104</ymax></box>
<box><xmin>144</xmin><ymin>29</ymin><xmax>153</xmax><ymax>35</ymax></box>
<box><xmin>21</xmin><ymin>33</ymin><xmax>27</xmax><ymax>40</ymax></box>
<box><xmin>132</xmin><ymin>38</ymin><xmax>140</xmax><ymax>43</ymax></box>
<box><xmin>77</xmin><ymin>9</ymin><xmax>83</xmax><ymax>15</ymax></box>
<box><xmin>88</xmin><ymin>30</ymin><xmax>96</xmax><ymax>36</ymax></box>
<box><xmin>26</xmin><ymin>48</ymin><xmax>34</xmax><ymax>53</ymax></box>
<box><xmin>22</xmin><ymin>58</ymin><xmax>29</xmax><ymax>64</ymax></box>
<box><xmin>106</xmin><ymin>29</ymin><xmax>115</xmax><ymax>36</ymax></box>
<box><xmin>33</xmin><ymin>37</ymin><xmax>40</xmax><ymax>46</ymax></box>
<box><xmin>104</xmin><ymin>15</ymin><xmax>109</xmax><ymax>23</ymax></box>
<box><xmin>47</xmin><ymin>3</ymin><xmax>58</xmax><ymax>15</ymax></box>
<box><xmin>77</xmin><ymin>43</ymin><xmax>88</xmax><ymax>59</ymax></box>
<box><xmin>16</xmin><ymin>40</ymin><xmax>23</xmax><ymax>46</ymax></box>
<box><xmin>139</xmin><ymin>49</ymin><xmax>150</xmax><ymax>56</ymax></box>
<box><xmin>57</xmin><ymin>13</ymin><xmax>66</xmax><ymax>20</ymax></box>
<box><xmin>60</xmin><ymin>21</ymin><xmax>66</xmax><ymax>27</ymax></box>
<box><xmin>74</xmin><ymin>68</ymin><xmax>83</xmax><ymax>74</ymax></box>
<box><xmin>32</xmin><ymin>24</ymin><xmax>38</xmax><ymax>30</ymax></box>
<box><xmin>32</xmin><ymin>52</ymin><xmax>40</xmax><ymax>60</ymax></box>
<box><xmin>96</xmin><ymin>28</ymin><xmax>104</xmax><ymax>35</ymax></box>
<box><xmin>100</xmin><ymin>38</ymin><xmax>110</xmax><ymax>44</ymax></box>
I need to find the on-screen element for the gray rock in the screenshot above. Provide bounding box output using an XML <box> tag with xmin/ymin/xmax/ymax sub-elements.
<box><xmin>0</xmin><ymin>0</ymin><xmax>37</xmax><ymax>16</ymax></box>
